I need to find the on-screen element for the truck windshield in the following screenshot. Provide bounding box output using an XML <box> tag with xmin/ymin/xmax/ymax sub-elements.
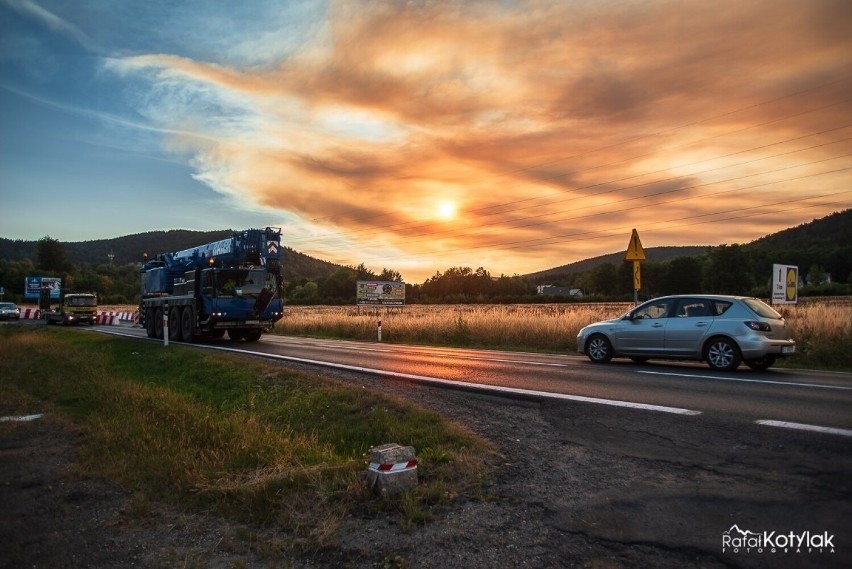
<box><xmin>66</xmin><ymin>296</ymin><xmax>96</xmax><ymax>307</ymax></box>
<box><xmin>215</xmin><ymin>269</ymin><xmax>267</xmax><ymax>298</ymax></box>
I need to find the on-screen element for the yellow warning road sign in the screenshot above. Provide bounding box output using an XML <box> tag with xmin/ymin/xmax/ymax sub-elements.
<box><xmin>625</xmin><ymin>229</ymin><xmax>646</xmax><ymax>261</ymax></box>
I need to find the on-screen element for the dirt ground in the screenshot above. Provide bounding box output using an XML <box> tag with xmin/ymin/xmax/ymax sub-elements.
<box><xmin>2</xmin><ymin>361</ymin><xmax>849</xmax><ymax>568</ymax></box>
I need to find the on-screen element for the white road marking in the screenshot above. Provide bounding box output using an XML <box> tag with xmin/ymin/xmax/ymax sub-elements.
<box><xmin>756</xmin><ymin>420</ymin><xmax>852</xmax><ymax>438</ymax></box>
<box><xmin>637</xmin><ymin>370</ymin><xmax>852</xmax><ymax>391</ymax></box>
<box><xmin>189</xmin><ymin>344</ymin><xmax>700</xmax><ymax>416</ymax></box>
<box><xmin>264</xmin><ymin>336</ymin><xmax>572</xmax><ymax>367</ymax></box>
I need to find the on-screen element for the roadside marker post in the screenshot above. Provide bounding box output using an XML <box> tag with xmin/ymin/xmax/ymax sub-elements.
<box><xmin>366</xmin><ymin>443</ymin><xmax>418</xmax><ymax>497</ymax></box>
<box><xmin>163</xmin><ymin>300</ymin><xmax>169</xmax><ymax>347</ymax></box>
<box><xmin>377</xmin><ymin>319</ymin><xmax>382</xmax><ymax>342</ymax></box>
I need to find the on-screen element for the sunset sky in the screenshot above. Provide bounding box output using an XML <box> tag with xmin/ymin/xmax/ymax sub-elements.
<box><xmin>1</xmin><ymin>0</ymin><xmax>850</xmax><ymax>283</ymax></box>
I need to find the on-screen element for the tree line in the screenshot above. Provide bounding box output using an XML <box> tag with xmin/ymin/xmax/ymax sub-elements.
<box><xmin>1</xmin><ymin>236</ymin><xmax>849</xmax><ymax>306</ymax></box>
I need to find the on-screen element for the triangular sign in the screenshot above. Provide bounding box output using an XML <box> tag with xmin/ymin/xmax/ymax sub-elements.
<box><xmin>625</xmin><ymin>229</ymin><xmax>646</xmax><ymax>261</ymax></box>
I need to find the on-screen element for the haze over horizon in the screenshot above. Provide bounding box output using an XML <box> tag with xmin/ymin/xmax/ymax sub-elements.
<box><xmin>2</xmin><ymin>0</ymin><xmax>850</xmax><ymax>282</ymax></box>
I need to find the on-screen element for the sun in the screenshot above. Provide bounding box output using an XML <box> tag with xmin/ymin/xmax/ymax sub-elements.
<box><xmin>436</xmin><ymin>200</ymin><xmax>457</xmax><ymax>221</ymax></box>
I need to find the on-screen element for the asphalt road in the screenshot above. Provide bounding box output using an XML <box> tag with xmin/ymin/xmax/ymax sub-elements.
<box><xmin>98</xmin><ymin>325</ymin><xmax>852</xmax><ymax>435</ymax></box>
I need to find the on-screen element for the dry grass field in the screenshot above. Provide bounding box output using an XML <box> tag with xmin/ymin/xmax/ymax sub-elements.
<box><xmin>275</xmin><ymin>299</ymin><xmax>852</xmax><ymax>370</ymax></box>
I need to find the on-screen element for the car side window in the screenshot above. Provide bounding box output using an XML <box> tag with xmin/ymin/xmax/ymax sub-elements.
<box><xmin>675</xmin><ymin>299</ymin><xmax>712</xmax><ymax>317</ymax></box>
<box><xmin>633</xmin><ymin>300</ymin><xmax>671</xmax><ymax>319</ymax></box>
<box><xmin>712</xmin><ymin>301</ymin><xmax>733</xmax><ymax>315</ymax></box>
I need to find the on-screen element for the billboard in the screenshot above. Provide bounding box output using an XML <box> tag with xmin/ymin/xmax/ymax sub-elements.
<box><xmin>356</xmin><ymin>280</ymin><xmax>405</xmax><ymax>306</ymax></box>
<box><xmin>24</xmin><ymin>276</ymin><xmax>61</xmax><ymax>300</ymax></box>
<box><xmin>771</xmin><ymin>264</ymin><xmax>798</xmax><ymax>305</ymax></box>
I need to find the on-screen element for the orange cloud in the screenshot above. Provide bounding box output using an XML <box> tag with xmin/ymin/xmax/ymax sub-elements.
<box><xmin>115</xmin><ymin>0</ymin><xmax>852</xmax><ymax>281</ymax></box>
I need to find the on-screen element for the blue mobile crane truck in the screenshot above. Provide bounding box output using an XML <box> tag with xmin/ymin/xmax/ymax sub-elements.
<box><xmin>139</xmin><ymin>227</ymin><xmax>284</xmax><ymax>342</ymax></box>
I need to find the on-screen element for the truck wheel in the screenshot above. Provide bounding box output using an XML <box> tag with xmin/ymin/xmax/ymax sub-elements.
<box><xmin>145</xmin><ymin>308</ymin><xmax>157</xmax><ymax>338</ymax></box>
<box><xmin>168</xmin><ymin>307</ymin><xmax>181</xmax><ymax>342</ymax></box>
<box><xmin>154</xmin><ymin>308</ymin><xmax>164</xmax><ymax>339</ymax></box>
<box><xmin>228</xmin><ymin>329</ymin><xmax>245</xmax><ymax>341</ymax></box>
<box><xmin>243</xmin><ymin>330</ymin><xmax>262</xmax><ymax>342</ymax></box>
<box><xmin>180</xmin><ymin>307</ymin><xmax>195</xmax><ymax>343</ymax></box>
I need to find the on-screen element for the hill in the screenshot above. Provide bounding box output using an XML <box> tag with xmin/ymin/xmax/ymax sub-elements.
<box><xmin>525</xmin><ymin>246</ymin><xmax>709</xmax><ymax>281</ymax></box>
<box><xmin>744</xmin><ymin>209</ymin><xmax>852</xmax><ymax>252</ymax></box>
<box><xmin>2</xmin><ymin>209</ymin><xmax>849</xmax><ymax>287</ymax></box>
<box><xmin>525</xmin><ymin>209</ymin><xmax>852</xmax><ymax>282</ymax></box>
<box><xmin>0</xmin><ymin>230</ymin><xmax>340</xmax><ymax>282</ymax></box>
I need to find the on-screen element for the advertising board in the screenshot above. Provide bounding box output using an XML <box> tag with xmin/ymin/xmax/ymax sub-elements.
<box><xmin>356</xmin><ymin>280</ymin><xmax>405</xmax><ymax>306</ymax></box>
<box><xmin>771</xmin><ymin>264</ymin><xmax>798</xmax><ymax>305</ymax></box>
<box><xmin>24</xmin><ymin>276</ymin><xmax>61</xmax><ymax>300</ymax></box>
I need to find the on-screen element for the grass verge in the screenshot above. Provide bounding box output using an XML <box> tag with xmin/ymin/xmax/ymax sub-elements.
<box><xmin>0</xmin><ymin>326</ymin><xmax>495</xmax><ymax>552</ymax></box>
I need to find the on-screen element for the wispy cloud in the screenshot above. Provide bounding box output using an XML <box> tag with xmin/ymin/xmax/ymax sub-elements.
<box><xmin>103</xmin><ymin>0</ymin><xmax>852</xmax><ymax>279</ymax></box>
<box><xmin>2</xmin><ymin>0</ymin><xmax>91</xmax><ymax>48</ymax></box>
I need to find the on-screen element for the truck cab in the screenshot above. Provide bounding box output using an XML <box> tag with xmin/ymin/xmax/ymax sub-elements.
<box><xmin>43</xmin><ymin>292</ymin><xmax>98</xmax><ymax>325</ymax></box>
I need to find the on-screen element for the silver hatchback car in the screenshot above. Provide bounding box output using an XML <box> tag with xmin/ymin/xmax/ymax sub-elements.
<box><xmin>577</xmin><ymin>295</ymin><xmax>796</xmax><ymax>371</ymax></box>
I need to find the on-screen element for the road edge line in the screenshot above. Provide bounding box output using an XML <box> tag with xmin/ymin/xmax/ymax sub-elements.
<box><xmin>92</xmin><ymin>329</ymin><xmax>702</xmax><ymax>416</ymax></box>
<box><xmin>756</xmin><ymin>420</ymin><xmax>852</xmax><ymax>438</ymax></box>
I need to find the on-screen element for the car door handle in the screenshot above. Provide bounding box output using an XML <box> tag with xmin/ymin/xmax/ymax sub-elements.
<box><xmin>695</xmin><ymin>321</ymin><xmax>708</xmax><ymax>327</ymax></box>
<box><xmin>652</xmin><ymin>323</ymin><xmax>664</xmax><ymax>328</ymax></box>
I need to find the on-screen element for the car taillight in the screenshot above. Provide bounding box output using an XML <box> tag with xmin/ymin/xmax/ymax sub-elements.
<box><xmin>745</xmin><ymin>321</ymin><xmax>771</xmax><ymax>332</ymax></box>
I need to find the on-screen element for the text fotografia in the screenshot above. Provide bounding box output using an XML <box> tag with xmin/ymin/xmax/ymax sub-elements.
<box><xmin>723</xmin><ymin>525</ymin><xmax>836</xmax><ymax>555</ymax></box>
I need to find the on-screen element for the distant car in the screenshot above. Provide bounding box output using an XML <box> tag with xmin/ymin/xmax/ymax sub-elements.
<box><xmin>577</xmin><ymin>295</ymin><xmax>796</xmax><ymax>371</ymax></box>
<box><xmin>0</xmin><ymin>302</ymin><xmax>21</xmax><ymax>321</ymax></box>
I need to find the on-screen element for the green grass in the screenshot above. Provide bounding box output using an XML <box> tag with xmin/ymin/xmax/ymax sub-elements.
<box><xmin>0</xmin><ymin>326</ymin><xmax>494</xmax><ymax>550</ymax></box>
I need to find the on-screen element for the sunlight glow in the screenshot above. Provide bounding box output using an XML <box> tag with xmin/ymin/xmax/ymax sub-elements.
<box><xmin>436</xmin><ymin>200</ymin><xmax>457</xmax><ymax>221</ymax></box>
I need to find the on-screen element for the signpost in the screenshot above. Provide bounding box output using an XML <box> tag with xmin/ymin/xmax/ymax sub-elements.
<box><xmin>625</xmin><ymin>229</ymin><xmax>646</xmax><ymax>304</ymax></box>
<box><xmin>771</xmin><ymin>264</ymin><xmax>798</xmax><ymax>305</ymax></box>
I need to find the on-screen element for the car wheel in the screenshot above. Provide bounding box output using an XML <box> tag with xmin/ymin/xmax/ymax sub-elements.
<box><xmin>744</xmin><ymin>355</ymin><xmax>777</xmax><ymax>371</ymax></box>
<box><xmin>704</xmin><ymin>337</ymin><xmax>741</xmax><ymax>371</ymax></box>
<box><xmin>585</xmin><ymin>334</ymin><xmax>613</xmax><ymax>363</ymax></box>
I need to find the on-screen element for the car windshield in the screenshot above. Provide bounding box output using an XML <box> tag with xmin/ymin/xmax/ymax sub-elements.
<box><xmin>742</xmin><ymin>298</ymin><xmax>783</xmax><ymax>319</ymax></box>
<box><xmin>66</xmin><ymin>296</ymin><xmax>96</xmax><ymax>307</ymax></box>
<box><xmin>0</xmin><ymin>303</ymin><xmax>15</xmax><ymax>309</ymax></box>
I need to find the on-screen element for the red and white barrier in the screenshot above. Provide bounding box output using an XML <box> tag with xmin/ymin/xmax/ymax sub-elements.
<box><xmin>367</xmin><ymin>459</ymin><xmax>418</xmax><ymax>473</ymax></box>
<box><xmin>17</xmin><ymin>309</ymin><xmax>140</xmax><ymax>325</ymax></box>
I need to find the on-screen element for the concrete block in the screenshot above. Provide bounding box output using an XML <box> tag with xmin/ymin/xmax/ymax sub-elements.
<box><xmin>367</xmin><ymin>443</ymin><xmax>418</xmax><ymax>497</ymax></box>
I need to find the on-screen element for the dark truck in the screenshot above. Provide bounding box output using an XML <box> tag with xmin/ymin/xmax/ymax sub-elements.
<box><xmin>139</xmin><ymin>227</ymin><xmax>284</xmax><ymax>343</ymax></box>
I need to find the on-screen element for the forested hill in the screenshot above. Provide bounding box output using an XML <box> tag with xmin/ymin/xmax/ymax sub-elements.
<box><xmin>744</xmin><ymin>209</ymin><xmax>851</xmax><ymax>252</ymax></box>
<box><xmin>525</xmin><ymin>246</ymin><xmax>708</xmax><ymax>281</ymax></box>
<box><xmin>0</xmin><ymin>230</ymin><xmax>340</xmax><ymax>282</ymax></box>
<box><xmin>525</xmin><ymin>209</ymin><xmax>852</xmax><ymax>281</ymax></box>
